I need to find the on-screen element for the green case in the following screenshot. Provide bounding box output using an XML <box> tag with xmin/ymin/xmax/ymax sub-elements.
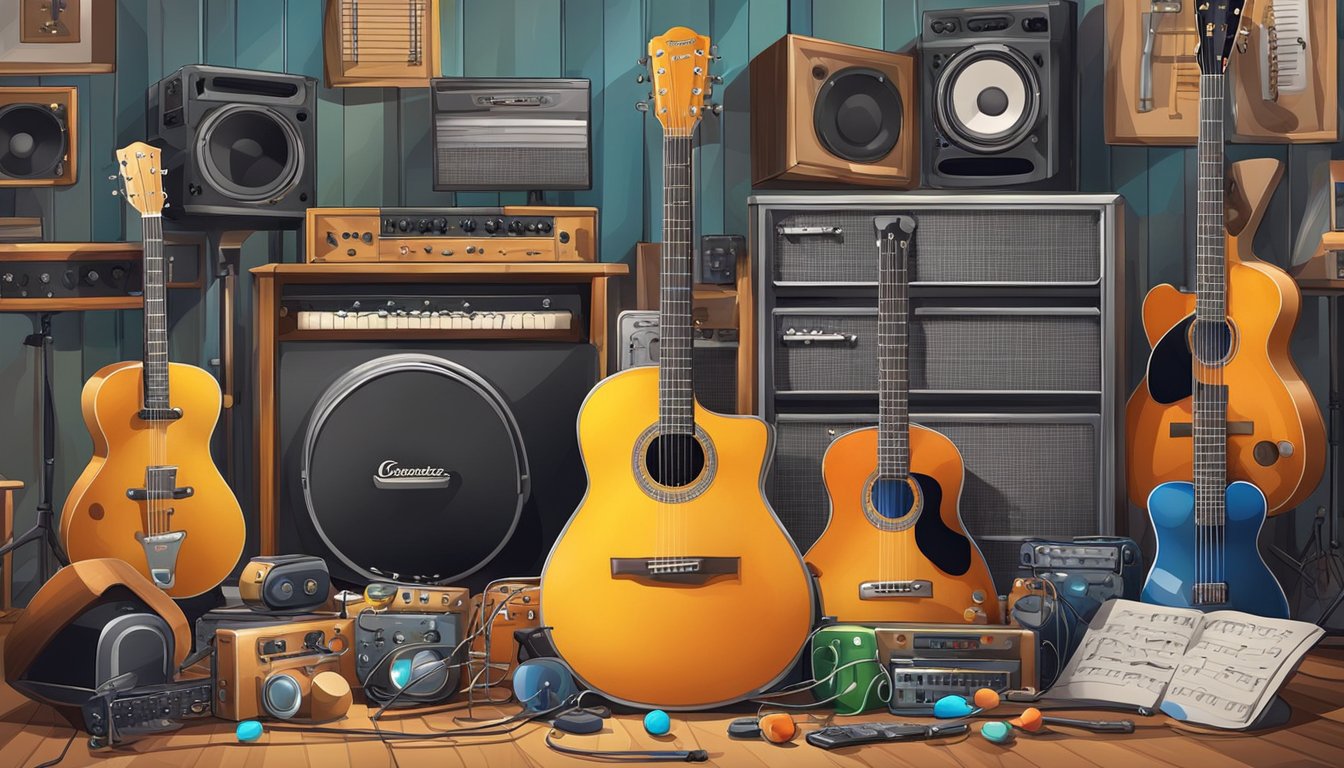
<box><xmin>812</xmin><ymin>625</ymin><xmax>888</xmax><ymax>716</ymax></box>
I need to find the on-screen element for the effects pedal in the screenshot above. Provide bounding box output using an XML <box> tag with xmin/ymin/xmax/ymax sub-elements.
<box><xmin>82</xmin><ymin>679</ymin><xmax>213</xmax><ymax>747</ymax></box>
<box><xmin>875</xmin><ymin>625</ymin><xmax>1038</xmax><ymax>715</ymax></box>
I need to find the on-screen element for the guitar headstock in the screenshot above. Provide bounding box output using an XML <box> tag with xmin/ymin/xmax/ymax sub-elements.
<box><xmin>113</xmin><ymin>141</ymin><xmax>166</xmax><ymax>216</ymax></box>
<box><xmin>645</xmin><ymin>27</ymin><xmax>715</xmax><ymax>136</ymax></box>
<box><xmin>1194</xmin><ymin>0</ymin><xmax>1248</xmax><ymax>75</ymax></box>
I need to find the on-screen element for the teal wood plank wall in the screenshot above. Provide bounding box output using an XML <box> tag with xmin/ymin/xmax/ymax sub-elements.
<box><xmin>0</xmin><ymin>1</ymin><xmax>1340</xmax><ymax>622</ymax></box>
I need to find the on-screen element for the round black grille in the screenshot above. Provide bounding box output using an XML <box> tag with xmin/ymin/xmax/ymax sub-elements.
<box><xmin>302</xmin><ymin>355</ymin><xmax>528</xmax><ymax>585</ymax></box>
<box><xmin>934</xmin><ymin>44</ymin><xmax>1041</xmax><ymax>154</ymax></box>
<box><xmin>0</xmin><ymin>104</ymin><xmax>65</xmax><ymax>179</ymax></box>
<box><xmin>195</xmin><ymin>104</ymin><xmax>302</xmax><ymax>202</ymax></box>
<box><xmin>813</xmin><ymin>66</ymin><xmax>903</xmax><ymax>164</ymax></box>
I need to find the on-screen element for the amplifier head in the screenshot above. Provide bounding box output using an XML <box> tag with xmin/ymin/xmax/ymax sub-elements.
<box><xmin>212</xmin><ymin>616</ymin><xmax>355</xmax><ymax>721</ymax></box>
<box><xmin>431</xmin><ymin>78</ymin><xmax>590</xmax><ymax>192</ymax></box>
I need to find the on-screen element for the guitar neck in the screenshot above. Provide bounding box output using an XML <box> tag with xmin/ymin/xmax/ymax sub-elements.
<box><xmin>877</xmin><ymin>225</ymin><xmax>911</xmax><ymax>480</ymax></box>
<box><xmin>1193</xmin><ymin>72</ymin><xmax>1227</xmax><ymax>523</ymax></box>
<box><xmin>140</xmin><ymin>213</ymin><xmax>170</xmax><ymax>413</ymax></box>
<box><xmin>659</xmin><ymin>132</ymin><xmax>695</xmax><ymax>436</ymax></box>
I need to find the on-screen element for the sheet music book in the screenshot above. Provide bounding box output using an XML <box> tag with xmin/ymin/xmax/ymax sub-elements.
<box><xmin>1048</xmin><ymin>599</ymin><xmax>1323</xmax><ymax>730</ymax></box>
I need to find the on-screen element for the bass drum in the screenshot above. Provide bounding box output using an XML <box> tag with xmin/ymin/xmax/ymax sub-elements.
<box><xmin>301</xmin><ymin>354</ymin><xmax>526</xmax><ymax>586</ymax></box>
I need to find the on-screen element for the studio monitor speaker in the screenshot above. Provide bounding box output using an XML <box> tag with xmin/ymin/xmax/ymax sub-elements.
<box><xmin>751</xmin><ymin>35</ymin><xmax>917</xmax><ymax>189</ymax></box>
<box><xmin>147</xmin><ymin>65</ymin><xmax>316</xmax><ymax>228</ymax></box>
<box><xmin>0</xmin><ymin>86</ymin><xmax>75</xmax><ymax>186</ymax></box>
<box><xmin>4</xmin><ymin>559</ymin><xmax>190</xmax><ymax>725</ymax></box>
<box><xmin>920</xmin><ymin>1</ymin><xmax>1076</xmax><ymax>190</ymax></box>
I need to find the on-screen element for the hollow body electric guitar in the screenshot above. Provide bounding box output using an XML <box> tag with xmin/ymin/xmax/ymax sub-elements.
<box><xmin>62</xmin><ymin>142</ymin><xmax>245</xmax><ymax>598</ymax></box>
<box><xmin>1127</xmin><ymin>9</ymin><xmax>1324</xmax><ymax>521</ymax></box>
<box><xmin>806</xmin><ymin>218</ymin><xmax>1000</xmax><ymax>624</ymax></box>
<box><xmin>1132</xmin><ymin>1</ymin><xmax>1298</xmax><ymax>617</ymax></box>
<box><xmin>541</xmin><ymin>28</ymin><xmax>814</xmax><ymax>709</ymax></box>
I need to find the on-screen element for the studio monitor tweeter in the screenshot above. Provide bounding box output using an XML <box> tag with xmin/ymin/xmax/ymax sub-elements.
<box><xmin>0</xmin><ymin>87</ymin><xmax>75</xmax><ymax>186</ymax></box>
<box><xmin>920</xmin><ymin>1</ymin><xmax>1076</xmax><ymax>190</ymax></box>
<box><xmin>751</xmin><ymin>35</ymin><xmax>917</xmax><ymax>188</ymax></box>
<box><xmin>147</xmin><ymin>65</ymin><xmax>316</xmax><ymax>228</ymax></box>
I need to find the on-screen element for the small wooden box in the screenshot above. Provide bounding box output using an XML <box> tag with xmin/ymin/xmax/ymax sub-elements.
<box><xmin>324</xmin><ymin>0</ymin><xmax>441</xmax><ymax>87</ymax></box>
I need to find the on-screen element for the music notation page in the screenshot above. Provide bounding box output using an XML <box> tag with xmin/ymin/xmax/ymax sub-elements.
<box><xmin>1048</xmin><ymin>599</ymin><xmax>1323</xmax><ymax>729</ymax></box>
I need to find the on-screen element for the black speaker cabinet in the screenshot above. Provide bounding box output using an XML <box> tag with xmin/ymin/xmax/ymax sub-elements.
<box><xmin>752</xmin><ymin>193</ymin><xmax>1125</xmax><ymax>593</ymax></box>
<box><xmin>0</xmin><ymin>86</ymin><xmax>75</xmax><ymax>186</ymax></box>
<box><xmin>147</xmin><ymin>65</ymin><xmax>316</xmax><ymax>227</ymax></box>
<box><xmin>920</xmin><ymin>1</ymin><xmax>1075</xmax><ymax>190</ymax></box>
<box><xmin>276</xmin><ymin>342</ymin><xmax>596</xmax><ymax>592</ymax></box>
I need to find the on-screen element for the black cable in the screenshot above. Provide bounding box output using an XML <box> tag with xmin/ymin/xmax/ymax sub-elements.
<box><xmin>263</xmin><ymin>699</ymin><xmax>571</xmax><ymax>741</ymax></box>
<box><xmin>544</xmin><ymin>730</ymin><xmax>708</xmax><ymax>763</ymax></box>
<box><xmin>33</xmin><ymin>732</ymin><xmax>76</xmax><ymax>768</ymax></box>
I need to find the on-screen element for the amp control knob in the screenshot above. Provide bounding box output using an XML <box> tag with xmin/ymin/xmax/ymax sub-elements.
<box><xmin>508</xmin><ymin>219</ymin><xmax>526</xmax><ymax>234</ymax></box>
<box><xmin>397</xmin><ymin>218</ymin><xmax>411</xmax><ymax>232</ymax></box>
<box><xmin>110</xmin><ymin>267</ymin><xmax>126</xmax><ymax>282</ymax></box>
<box><xmin>459</xmin><ymin>219</ymin><xmax>477</xmax><ymax>233</ymax></box>
<box><xmin>483</xmin><ymin>218</ymin><xmax>504</xmax><ymax>234</ymax></box>
<box><xmin>432</xmin><ymin>217</ymin><xmax>448</xmax><ymax>232</ymax></box>
<box><xmin>62</xmin><ymin>270</ymin><xmax>78</xmax><ymax>290</ymax></box>
<box><xmin>536</xmin><ymin>220</ymin><xmax>553</xmax><ymax>234</ymax></box>
<box><xmin>416</xmin><ymin>218</ymin><xmax>431</xmax><ymax>233</ymax></box>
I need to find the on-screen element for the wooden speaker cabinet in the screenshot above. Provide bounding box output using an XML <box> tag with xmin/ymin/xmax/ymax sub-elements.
<box><xmin>324</xmin><ymin>0</ymin><xmax>440</xmax><ymax>87</ymax></box>
<box><xmin>0</xmin><ymin>0</ymin><xmax>116</xmax><ymax>74</ymax></box>
<box><xmin>751</xmin><ymin>34</ymin><xmax>917</xmax><ymax>188</ymax></box>
<box><xmin>0</xmin><ymin>87</ymin><xmax>75</xmax><ymax>187</ymax></box>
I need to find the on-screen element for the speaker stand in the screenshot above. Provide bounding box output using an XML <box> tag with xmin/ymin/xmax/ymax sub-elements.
<box><xmin>206</xmin><ymin>230</ymin><xmax>253</xmax><ymax>487</ymax></box>
<box><xmin>0</xmin><ymin>313</ymin><xmax>71</xmax><ymax>593</ymax></box>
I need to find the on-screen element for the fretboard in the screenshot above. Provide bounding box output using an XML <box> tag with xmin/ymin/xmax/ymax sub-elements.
<box><xmin>141</xmin><ymin>213</ymin><xmax>170</xmax><ymax>412</ymax></box>
<box><xmin>659</xmin><ymin>133</ymin><xmax>695</xmax><ymax>435</ymax></box>
<box><xmin>876</xmin><ymin>218</ymin><xmax>914</xmax><ymax>480</ymax></box>
<box><xmin>1195</xmin><ymin>74</ymin><xmax>1226</xmax><ymax>324</ymax></box>
<box><xmin>1192</xmin><ymin>72</ymin><xmax>1227</xmax><ymax>524</ymax></box>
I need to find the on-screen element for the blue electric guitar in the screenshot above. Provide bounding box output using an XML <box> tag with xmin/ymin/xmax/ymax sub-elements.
<box><xmin>1139</xmin><ymin>0</ymin><xmax>1288</xmax><ymax>618</ymax></box>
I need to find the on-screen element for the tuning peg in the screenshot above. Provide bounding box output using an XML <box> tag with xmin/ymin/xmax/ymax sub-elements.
<box><xmin>107</xmin><ymin>174</ymin><xmax>117</xmax><ymax>181</ymax></box>
<box><xmin>710</xmin><ymin>74</ymin><xmax>724</xmax><ymax>84</ymax></box>
<box><xmin>636</xmin><ymin>73</ymin><xmax>646</xmax><ymax>83</ymax></box>
<box><xmin>635</xmin><ymin>101</ymin><xmax>649</xmax><ymax>112</ymax></box>
<box><xmin>710</xmin><ymin>44</ymin><xmax>720</xmax><ymax>59</ymax></box>
<box><xmin>708</xmin><ymin>103</ymin><xmax>723</xmax><ymax>116</ymax></box>
<box><xmin>638</xmin><ymin>56</ymin><xmax>649</xmax><ymax>67</ymax></box>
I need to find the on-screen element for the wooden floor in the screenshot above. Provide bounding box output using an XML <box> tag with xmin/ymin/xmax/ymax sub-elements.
<box><xmin>3</xmin><ymin>612</ymin><xmax>1343</xmax><ymax>768</ymax></box>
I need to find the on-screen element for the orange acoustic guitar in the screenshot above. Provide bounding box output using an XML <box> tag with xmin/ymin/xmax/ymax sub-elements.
<box><xmin>61</xmin><ymin>142</ymin><xmax>245</xmax><ymax>598</ymax></box>
<box><xmin>806</xmin><ymin>218</ymin><xmax>1000</xmax><ymax>624</ymax></box>
<box><xmin>540</xmin><ymin>27</ymin><xmax>814</xmax><ymax>710</ymax></box>
<box><xmin>1125</xmin><ymin>123</ymin><xmax>1325</xmax><ymax>516</ymax></box>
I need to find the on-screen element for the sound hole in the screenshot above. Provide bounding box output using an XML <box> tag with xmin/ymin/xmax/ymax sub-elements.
<box><xmin>869</xmin><ymin>477</ymin><xmax>917</xmax><ymax>520</ymax></box>
<box><xmin>644</xmin><ymin>433</ymin><xmax>707</xmax><ymax>488</ymax></box>
<box><xmin>1189</xmin><ymin>319</ymin><xmax>1234</xmax><ymax>366</ymax></box>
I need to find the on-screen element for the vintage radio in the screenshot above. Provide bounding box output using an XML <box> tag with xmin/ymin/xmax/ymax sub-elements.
<box><xmin>468</xmin><ymin>581</ymin><xmax>541</xmax><ymax>686</ymax></box>
<box><xmin>238</xmin><ymin>555</ymin><xmax>331</xmax><ymax>615</ymax></box>
<box><xmin>355</xmin><ymin>610</ymin><xmax>465</xmax><ymax>707</ymax></box>
<box><xmin>212</xmin><ymin>616</ymin><xmax>356</xmax><ymax>721</ymax></box>
<box><xmin>305</xmin><ymin>206</ymin><xmax>597</xmax><ymax>263</ymax></box>
<box><xmin>1019</xmin><ymin>536</ymin><xmax>1141</xmax><ymax>605</ymax></box>
<box><xmin>876</xmin><ymin>625</ymin><xmax>1039</xmax><ymax>714</ymax></box>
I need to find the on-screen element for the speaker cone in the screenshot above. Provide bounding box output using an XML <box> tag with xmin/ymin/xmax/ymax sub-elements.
<box><xmin>934</xmin><ymin>44</ymin><xmax>1040</xmax><ymax>154</ymax></box>
<box><xmin>813</xmin><ymin>66</ymin><xmax>904</xmax><ymax>163</ymax></box>
<box><xmin>194</xmin><ymin>104</ymin><xmax>303</xmax><ymax>202</ymax></box>
<box><xmin>0</xmin><ymin>104</ymin><xmax>65</xmax><ymax>179</ymax></box>
<box><xmin>263</xmin><ymin>673</ymin><xmax>303</xmax><ymax>719</ymax></box>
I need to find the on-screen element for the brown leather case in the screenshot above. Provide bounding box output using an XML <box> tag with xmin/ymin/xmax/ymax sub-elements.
<box><xmin>750</xmin><ymin>34</ymin><xmax>917</xmax><ymax>188</ymax></box>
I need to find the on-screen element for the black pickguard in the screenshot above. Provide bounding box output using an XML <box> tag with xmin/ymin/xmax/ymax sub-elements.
<box><xmin>1147</xmin><ymin>314</ymin><xmax>1195</xmax><ymax>405</ymax></box>
<box><xmin>912</xmin><ymin>473</ymin><xmax>972</xmax><ymax>577</ymax></box>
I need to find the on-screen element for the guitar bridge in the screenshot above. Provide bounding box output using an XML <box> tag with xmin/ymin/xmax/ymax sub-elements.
<box><xmin>860</xmin><ymin>580</ymin><xmax>933</xmax><ymax>599</ymax></box>
<box><xmin>611</xmin><ymin>557</ymin><xmax>739</xmax><ymax>585</ymax></box>
<box><xmin>1193</xmin><ymin>582</ymin><xmax>1229</xmax><ymax>606</ymax></box>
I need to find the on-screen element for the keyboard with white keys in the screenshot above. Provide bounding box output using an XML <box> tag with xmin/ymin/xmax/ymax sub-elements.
<box><xmin>282</xmin><ymin>291</ymin><xmax>582</xmax><ymax>337</ymax></box>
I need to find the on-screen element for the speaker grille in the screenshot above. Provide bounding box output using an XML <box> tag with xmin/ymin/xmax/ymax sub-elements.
<box><xmin>912</xmin><ymin>311</ymin><xmax>1100</xmax><ymax>392</ymax></box>
<box><xmin>434</xmin><ymin>146</ymin><xmax>588</xmax><ymax>190</ymax></box>
<box><xmin>693</xmin><ymin>343</ymin><xmax>738</xmax><ymax>415</ymax></box>
<box><xmin>770</xmin><ymin>417</ymin><xmax>876</xmax><ymax>551</ymax></box>
<box><xmin>774</xmin><ymin>312</ymin><xmax>878</xmax><ymax>394</ymax></box>
<box><xmin>919</xmin><ymin>418</ymin><xmax>1099</xmax><ymax>540</ymax></box>
<box><xmin>772</xmin><ymin>209</ymin><xmax>1100</xmax><ymax>285</ymax></box>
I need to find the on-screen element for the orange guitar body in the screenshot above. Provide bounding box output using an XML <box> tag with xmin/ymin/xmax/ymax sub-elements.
<box><xmin>540</xmin><ymin>367</ymin><xmax>814</xmax><ymax>709</ymax></box>
<box><xmin>807</xmin><ymin>425</ymin><xmax>1001</xmax><ymax>623</ymax></box>
<box><xmin>1127</xmin><ymin>160</ymin><xmax>1325</xmax><ymax>515</ymax></box>
<box><xmin>62</xmin><ymin>361</ymin><xmax>246</xmax><ymax>598</ymax></box>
